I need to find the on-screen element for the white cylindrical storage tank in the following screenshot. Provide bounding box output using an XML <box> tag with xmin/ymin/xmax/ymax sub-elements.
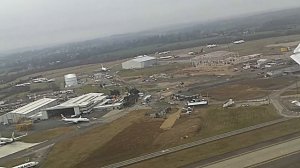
<box><xmin>64</xmin><ymin>74</ymin><xmax>78</xmax><ymax>87</ymax></box>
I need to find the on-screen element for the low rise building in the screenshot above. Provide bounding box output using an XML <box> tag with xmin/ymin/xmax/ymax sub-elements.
<box><xmin>122</xmin><ymin>55</ymin><xmax>157</xmax><ymax>69</ymax></box>
<box><xmin>0</xmin><ymin>98</ymin><xmax>57</xmax><ymax>124</ymax></box>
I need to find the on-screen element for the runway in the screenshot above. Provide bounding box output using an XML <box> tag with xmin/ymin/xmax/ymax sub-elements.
<box><xmin>199</xmin><ymin>136</ymin><xmax>300</xmax><ymax>168</ymax></box>
<box><xmin>253</xmin><ymin>150</ymin><xmax>300</xmax><ymax>168</ymax></box>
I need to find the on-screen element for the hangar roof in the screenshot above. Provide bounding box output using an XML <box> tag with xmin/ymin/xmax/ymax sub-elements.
<box><xmin>132</xmin><ymin>56</ymin><xmax>156</xmax><ymax>62</ymax></box>
<box><xmin>10</xmin><ymin>98</ymin><xmax>56</xmax><ymax>115</ymax></box>
<box><xmin>46</xmin><ymin>93</ymin><xmax>106</xmax><ymax>110</ymax></box>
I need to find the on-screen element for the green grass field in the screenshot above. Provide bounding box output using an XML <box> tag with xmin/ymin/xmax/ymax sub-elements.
<box><xmin>196</xmin><ymin>105</ymin><xmax>281</xmax><ymax>138</ymax></box>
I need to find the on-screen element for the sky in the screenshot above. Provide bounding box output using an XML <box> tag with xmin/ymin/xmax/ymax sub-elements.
<box><xmin>0</xmin><ymin>0</ymin><xmax>300</xmax><ymax>52</ymax></box>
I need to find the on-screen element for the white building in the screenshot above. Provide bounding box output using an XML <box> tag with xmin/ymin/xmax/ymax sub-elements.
<box><xmin>257</xmin><ymin>59</ymin><xmax>268</xmax><ymax>67</ymax></box>
<box><xmin>0</xmin><ymin>98</ymin><xmax>57</xmax><ymax>124</ymax></box>
<box><xmin>64</xmin><ymin>74</ymin><xmax>78</xmax><ymax>87</ymax></box>
<box><xmin>46</xmin><ymin>93</ymin><xmax>107</xmax><ymax>118</ymax></box>
<box><xmin>122</xmin><ymin>55</ymin><xmax>157</xmax><ymax>69</ymax></box>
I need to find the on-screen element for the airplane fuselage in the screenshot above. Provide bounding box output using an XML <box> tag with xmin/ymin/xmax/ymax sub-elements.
<box><xmin>62</xmin><ymin>116</ymin><xmax>90</xmax><ymax>124</ymax></box>
<box><xmin>12</xmin><ymin>161</ymin><xmax>39</xmax><ymax>168</ymax></box>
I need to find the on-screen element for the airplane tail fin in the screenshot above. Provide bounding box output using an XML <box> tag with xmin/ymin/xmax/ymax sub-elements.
<box><xmin>61</xmin><ymin>114</ymin><xmax>66</xmax><ymax>119</ymax></box>
<box><xmin>12</xmin><ymin>132</ymin><xmax>15</xmax><ymax>140</ymax></box>
<box><xmin>79</xmin><ymin>116</ymin><xmax>82</xmax><ymax>118</ymax></box>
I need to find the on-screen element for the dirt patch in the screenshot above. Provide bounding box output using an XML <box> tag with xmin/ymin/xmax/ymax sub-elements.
<box><xmin>154</xmin><ymin>116</ymin><xmax>202</xmax><ymax>148</ymax></box>
<box><xmin>160</xmin><ymin>109</ymin><xmax>181</xmax><ymax>130</ymax></box>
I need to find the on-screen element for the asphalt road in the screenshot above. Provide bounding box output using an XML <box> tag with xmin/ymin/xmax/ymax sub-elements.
<box><xmin>254</xmin><ymin>151</ymin><xmax>300</xmax><ymax>168</ymax></box>
<box><xmin>198</xmin><ymin>136</ymin><xmax>300</xmax><ymax>168</ymax></box>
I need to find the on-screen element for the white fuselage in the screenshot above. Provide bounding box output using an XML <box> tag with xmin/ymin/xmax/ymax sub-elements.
<box><xmin>12</xmin><ymin>162</ymin><xmax>39</xmax><ymax>168</ymax></box>
<box><xmin>62</xmin><ymin>117</ymin><xmax>90</xmax><ymax>124</ymax></box>
<box><xmin>101</xmin><ymin>68</ymin><xmax>108</xmax><ymax>72</ymax></box>
<box><xmin>0</xmin><ymin>132</ymin><xmax>26</xmax><ymax>146</ymax></box>
<box><xmin>0</xmin><ymin>138</ymin><xmax>13</xmax><ymax>145</ymax></box>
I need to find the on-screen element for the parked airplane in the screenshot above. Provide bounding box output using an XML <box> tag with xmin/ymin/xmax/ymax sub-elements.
<box><xmin>12</xmin><ymin>161</ymin><xmax>39</xmax><ymax>168</ymax></box>
<box><xmin>61</xmin><ymin>114</ymin><xmax>90</xmax><ymax>124</ymax></box>
<box><xmin>100</xmin><ymin>64</ymin><xmax>109</xmax><ymax>72</ymax></box>
<box><xmin>233</xmin><ymin>40</ymin><xmax>245</xmax><ymax>44</ymax></box>
<box><xmin>206</xmin><ymin>44</ymin><xmax>217</xmax><ymax>48</ymax></box>
<box><xmin>0</xmin><ymin>132</ymin><xmax>27</xmax><ymax>146</ymax></box>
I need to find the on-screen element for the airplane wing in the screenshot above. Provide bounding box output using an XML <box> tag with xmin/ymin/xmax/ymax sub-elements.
<box><xmin>64</xmin><ymin>121</ymin><xmax>77</xmax><ymax>124</ymax></box>
<box><xmin>291</xmin><ymin>53</ymin><xmax>300</xmax><ymax>65</ymax></box>
<box><xmin>294</xmin><ymin>43</ymin><xmax>300</xmax><ymax>54</ymax></box>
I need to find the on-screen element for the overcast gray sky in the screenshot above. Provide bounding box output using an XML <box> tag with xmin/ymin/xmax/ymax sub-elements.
<box><xmin>0</xmin><ymin>0</ymin><xmax>300</xmax><ymax>52</ymax></box>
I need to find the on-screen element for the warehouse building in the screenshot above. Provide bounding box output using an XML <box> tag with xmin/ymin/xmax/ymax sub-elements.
<box><xmin>0</xmin><ymin>98</ymin><xmax>57</xmax><ymax>124</ymax></box>
<box><xmin>46</xmin><ymin>93</ymin><xmax>106</xmax><ymax>118</ymax></box>
<box><xmin>122</xmin><ymin>55</ymin><xmax>157</xmax><ymax>69</ymax></box>
<box><xmin>64</xmin><ymin>74</ymin><xmax>78</xmax><ymax>88</ymax></box>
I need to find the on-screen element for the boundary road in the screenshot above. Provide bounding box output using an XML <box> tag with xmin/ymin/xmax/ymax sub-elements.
<box><xmin>102</xmin><ymin>117</ymin><xmax>291</xmax><ymax>168</ymax></box>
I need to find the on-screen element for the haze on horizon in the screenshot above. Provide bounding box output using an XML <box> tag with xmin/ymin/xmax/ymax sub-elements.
<box><xmin>1</xmin><ymin>0</ymin><xmax>300</xmax><ymax>52</ymax></box>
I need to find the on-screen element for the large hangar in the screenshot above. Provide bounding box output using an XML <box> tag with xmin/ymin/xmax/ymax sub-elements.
<box><xmin>46</xmin><ymin>93</ymin><xmax>106</xmax><ymax>118</ymax></box>
<box><xmin>122</xmin><ymin>55</ymin><xmax>157</xmax><ymax>69</ymax></box>
<box><xmin>0</xmin><ymin>98</ymin><xmax>57</xmax><ymax>124</ymax></box>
